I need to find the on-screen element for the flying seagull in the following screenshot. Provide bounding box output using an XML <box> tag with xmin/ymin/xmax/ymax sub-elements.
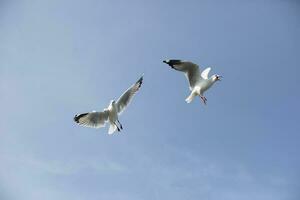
<box><xmin>74</xmin><ymin>75</ymin><xmax>143</xmax><ymax>134</ymax></box>
<box><xmin>163</xmin><ymin>60</ymin><xmax>221</xmax><ymax>104</ymax></box>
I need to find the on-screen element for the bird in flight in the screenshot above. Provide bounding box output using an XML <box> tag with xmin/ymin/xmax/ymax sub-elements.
<box><xmin>74</xmin><ymin>75</ymin><xmax>143</xmax><ymax>134</ymax></box>
<box><xmin>163</xmin><ymin>60</ymin><xmax>221</xmax><ymax>104</ymax></box>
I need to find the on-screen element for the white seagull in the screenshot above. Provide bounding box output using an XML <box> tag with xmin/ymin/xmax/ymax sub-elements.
<box><xmin>163</xmin><ymin>60</ymin><xmax>222</xmax><ymax>104</ymax></box>
<box><xmin>74</xmin><ymin>75</ymin><xmax>143</xmax><ymax>134</ymax></box>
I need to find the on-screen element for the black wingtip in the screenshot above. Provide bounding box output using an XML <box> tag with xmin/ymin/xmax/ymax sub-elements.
<box><xmin>163</xmin><ymin>59</ymin><xmax>182</xmax><ymax>68</ymax></box>
<box><xmin>74</xmin><ymin>115</ymin><xmax>80</xmax><ymax>123</ymax></box>
<box><xmin>136</xmin><ymin>75</ymin><xmax>143</xmax><ymax>88</ymax></box>
<box><xmin>74</xmin><ymin>113</ymin><xmax>88</xmax><ymax>123</ymax></box>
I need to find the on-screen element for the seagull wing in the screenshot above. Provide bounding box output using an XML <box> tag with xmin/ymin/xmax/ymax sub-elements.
<box><xmin>116</xmin><ymin>75</ymin><xmax>143</xmax><ymax>114</ymax></box>
<box><xmin>164</xmin><ymin>60</ymin><xmax>201</xmax><ymax>89</ymax></box>
<box><xmin>201</xmin><ymin>67</ymin><xmax>211</xmax><ymax>79</ymax></box>
<box><xmin>74</xmin><ymin>110</ymin><xmax>109</xmax><ymax>128</ymax></box>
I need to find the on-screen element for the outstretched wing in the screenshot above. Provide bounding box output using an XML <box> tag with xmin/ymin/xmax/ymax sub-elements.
<box><xmin>201</xmin><ymin>67</ymin><xmax>211</xmax><ymax>79</ymax></box>
<box><xmin>116</xmin><ymin>75</ymin><xmax>143</xmax><ymax>114</ymax></box>
<box><xmin>74</xmin><ymin>110</ymin><xmax>109</xmax><ymax>128</ymax></box>
<box><xmin>163</xmin><ymin>60</ymin><xmax>201</xmax><ymax>89</ymax></box>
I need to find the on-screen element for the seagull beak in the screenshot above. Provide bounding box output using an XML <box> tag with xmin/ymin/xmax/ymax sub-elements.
<box><xmin>217</xmin><ymin>75</ymin><xmax>222</xmax><ymax>81</ymax></box>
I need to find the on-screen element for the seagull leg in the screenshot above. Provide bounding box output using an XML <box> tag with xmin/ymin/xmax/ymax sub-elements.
<box><xmin>200</xmin><ymin>96</ymin><xmax>207</xmax><ymax>105</ymax></box>
<box><xmin>117</xmin><ymin>119</ymin><xmax>123</xmax><ymax>130</ymax></box>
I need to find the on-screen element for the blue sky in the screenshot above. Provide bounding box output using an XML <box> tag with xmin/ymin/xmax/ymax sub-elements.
<box><xmin>1</xmin><ymin>0</ymin><xmax>300</xmax><ymax>199</ymax></box>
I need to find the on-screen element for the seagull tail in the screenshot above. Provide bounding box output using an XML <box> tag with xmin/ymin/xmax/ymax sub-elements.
<box><xmin>108</xmin><ymin>124</ymin><xmax>117</xmax><ymax>134</ymax></box>
<box><xmin>185</xmin><ymin>92</ymin><xmax>196</xmax><ymax>103</ymax></box>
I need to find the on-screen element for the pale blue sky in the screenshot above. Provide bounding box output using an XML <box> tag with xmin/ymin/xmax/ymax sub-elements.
<box><xmin>1</xmin><ymin>0</ymin><xmax>300</xmax><ymax>200</ymax></box>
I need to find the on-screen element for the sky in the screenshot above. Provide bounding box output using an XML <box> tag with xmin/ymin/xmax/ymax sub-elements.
<box><xmin>0</xmin><ymin>0</ymin><xmax>300</xmax><ymax>199</ymax></box>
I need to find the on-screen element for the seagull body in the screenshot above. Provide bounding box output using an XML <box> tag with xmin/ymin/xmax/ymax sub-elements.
<box><xmin>163</xmin><ymin>60</ymin><xmax>221</xmax><ymax>104</ymax></box>
<box><xmin>74</xmin><ymin>75</ymin><xmax>143</xmax><ymax>134</ymax></box>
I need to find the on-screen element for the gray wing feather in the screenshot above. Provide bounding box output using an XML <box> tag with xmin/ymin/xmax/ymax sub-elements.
<box><xmin>164</xmin><ymin>60</ymin><xmax>201</xmax><ymax>89</ymax></box>
<box><xmin>116</xmin><ymin>75</ymin><xmax>143</xmax><ymax>114</ymax></box>
<box><xmin>74</xmin><ymin>110</ymin><xmax>109</xmax><ymax>128</ymax></box>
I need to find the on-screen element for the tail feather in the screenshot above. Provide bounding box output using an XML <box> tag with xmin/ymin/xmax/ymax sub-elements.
<box><xmin>185</xmin><ymin>92</ymin><xmax>196</xmax><ymax>103</ymax></box>
<box><xmin>108</xmin><ymin>124</ymin><xmax>117</xmax><ymax>134</ymax></box>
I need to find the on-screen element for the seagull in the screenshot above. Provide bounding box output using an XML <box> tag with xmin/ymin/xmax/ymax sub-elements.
<box><xmin>163</xmin><ymin>60</ymin><xmax>222</xmax><ymax>104</ymax></box>
<box><xmin>74</xmin><ymin>75</ymin><xmax>143</xmax><ymax>134</ymax></box>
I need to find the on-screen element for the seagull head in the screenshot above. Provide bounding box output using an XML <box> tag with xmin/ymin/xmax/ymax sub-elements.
<box><xmin>213</xmin><ymin>74</ymin><xmax>222</xmax><ymax>82</ymax></box>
